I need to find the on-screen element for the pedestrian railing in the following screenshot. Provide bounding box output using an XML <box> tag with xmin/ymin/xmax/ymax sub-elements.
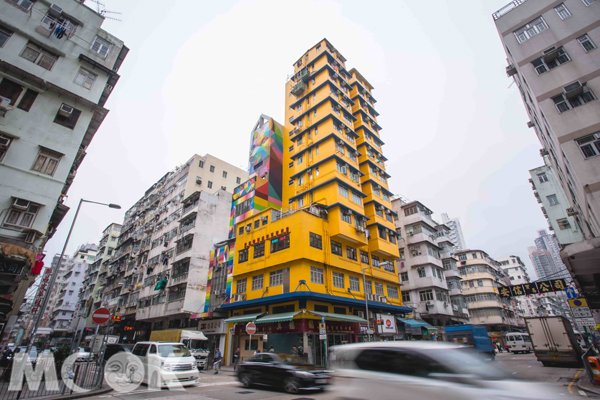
<box><xmin>582</xmin><ymin>348</ymin><xmax>595</xmax><ymax>385</ymax></box>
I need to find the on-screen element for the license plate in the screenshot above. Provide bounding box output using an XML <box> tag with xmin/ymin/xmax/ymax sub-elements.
<box><xmin>512</xmin><ymin>346</ymin><xmax>516</xmax><ymax>348</ymax></box>
<box><xmin>316</xmin><ymin>379</ymin><xmax>328</xmax><ymax>384</ymax></box>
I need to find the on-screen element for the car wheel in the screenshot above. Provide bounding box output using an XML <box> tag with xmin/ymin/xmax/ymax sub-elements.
<box><xmin>150</xmin><ymin>372</ymin><xmax>159</xmax><ymax>389</ymax></box>
<box><xmin>284</xmin><ymin>377</ymin><xmax>299</xmax><ymax>394</ymax></box>
<box><xmin>240</xmin><ymin>373</ymin><xmax>252</xmax><ymax>388</ymax></box>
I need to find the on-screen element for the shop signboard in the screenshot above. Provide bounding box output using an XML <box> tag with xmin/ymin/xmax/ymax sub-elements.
<box><xmin>199</xmin><ymin>319</ymin><xmax>226</xmax><ymax>334</ymax></box>
<box><xmin>377</xmin><ymin>314</ymin><xmax>397</xmax><ymax>335</ymax></box>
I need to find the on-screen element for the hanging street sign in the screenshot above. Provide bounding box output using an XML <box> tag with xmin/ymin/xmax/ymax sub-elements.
<box><xmin>499</xmin><ymin>279</ymin><xmax>567</xmax><ymax>298</ymax></box>
<box><xmin>569</xmin><ymin>298</ymin><xmax>589</xmax><ymax>308</ymax></box>
<box><xmin>565</xmin><ymin>287</ymin><xmax>577</xmax><ymax>299</ymax></box>
<box><xmin>572</xmin><ymin>307</ymin><xmax>592</xmax><ymax>319</ymax></box>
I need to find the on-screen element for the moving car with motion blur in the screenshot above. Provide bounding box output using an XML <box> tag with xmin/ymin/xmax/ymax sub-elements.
<box><xmin>237</xmin><ymin>353</ymin><xmax>331</xmax><ymax>394</ymax></box>
<box><xmin>329</xmin><ymin>342</ymin><xmax>568</xmax><ymax>400</ymax></box>
<box><xmin>130</xmin><ymin>341</ymin><xmax>199</xmax><ymax>388</ymax></box>
<box><xmin>445</xmin><ymin>324</ymin><xmax>496</xmax><ymax>360</ymax></box>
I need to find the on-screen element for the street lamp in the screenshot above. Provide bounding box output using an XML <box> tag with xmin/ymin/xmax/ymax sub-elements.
<box><xmin>26</xmin><ymin>199</ymin><xmax>121</xmax><ymax>355</ymax></box>
<box><xmin>362</xmin><ymin>266</ymin><xmax>372</xmax><ymax>342</ymax></box>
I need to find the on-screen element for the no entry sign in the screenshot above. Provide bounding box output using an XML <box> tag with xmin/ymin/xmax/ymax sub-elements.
<box><xmin>92</xmin><ymin>307</ymin><xmax>110</xmax><ymax>325</ymax></box>
<box><xmin>246</xmin><ymin>322</ymin><xmax>256</xmax><ymax>335</ymax></box>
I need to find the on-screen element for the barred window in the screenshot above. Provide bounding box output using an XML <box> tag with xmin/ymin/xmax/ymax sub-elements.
<box><xmin>269</xmin><ymin>269</ymin><xmax>284</xmax><ymax>287</ymax></box>
<box><xmin>252</xmin><ymin>274</ymin><xmax>263</xmax><ymax>291</ymax></box>
<box><xmin>387</xmin><ymin>286</ymin><xmax>399</xmax><ymax>299</ymax></box>
<box><xmin>238</xmin><ymin>248</ymin><xmax>249</xmax><ymax>263</ymax></box>
<box><xmin>360</xmin><ymin>251</ymin><xmax>369</xmax><ymax>264</ymax></box>
<box><xmin>236</xmin><ymin>278</ymin><xmax>247</xmax><ymax>293</ymax></box>
<box><xmin>271</xmin><ymin>235</ymin><xmax>290</xmax><ymax>253</ymax></box>
<box><xmin>331</xmin><ymin>240</ymin><xmax>342</xmax><ymax>256</ymax></box>
<box><xmin>375</xmin><ymin>283</ymin><xmax>384</xmax><ymax>296</ymax></box>
<box><xmin>333</xmin><ymin>272</ymin><xmax>345</xmax><ymax>288</ymax></box>
<box><xmin>311</xmin><ymin>266</ymin><xmax>324</xmax><ymax>284</ymax></box>
<box><xmin>349</xmin><ymin>276</ymin><xmax>360</xmax><ymax>292</ymax></box>
<box><xmin>310</xmin><ymin>232</ymin><xmax>322</xmax><ymax>249</ymax></box>
<box><xmin>347</xmin><ymin>246</ymin><xmax>357</xmax><ymax>261</ymax></box>
<box><xmin>254</xmin><ymin>242</ymin><xmax>265</xmax><ymax>258</ymax></box>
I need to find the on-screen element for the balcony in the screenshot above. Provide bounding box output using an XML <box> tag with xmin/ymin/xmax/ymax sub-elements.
<box><xmin>368</xmin><ymin>236</ymin><xmax>398</xmax><ymax>258</ymax></box>
<box><xmin>406</xmin><ymin>253</ymin><xmax>442</xmax><ymax>268</ymax></box>
<box><xmin>168</xmin><ymin>273</ymin><xmax>188</xmax><ymax>287</ymax></box>
<box><xmin>468</xmin><ymin>300</ymin><xmax>504</xmax><ymax>310</ymax></box>
<box><xmin>444</xmin><ymin>269</ymin><xmax>461</xmax><ymax>279</ymax></box>
<box><xmin>448</xmin><ymin>287</ymin><xmax>463</xmax><ymax>296</ymax></box>
<box><xmin>405</xmin><ymin>276</ymin><xmax>448</xmax><ymax>291</ymax></box>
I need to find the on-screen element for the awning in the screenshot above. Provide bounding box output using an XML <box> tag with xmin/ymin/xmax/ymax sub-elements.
<box><xmin>224</xmin><ymin>312</ymin><xmax>265</xmax><ymax>323</ymax></box>
<box><xmin>308</xmin><ymin>311</ymin><xmax>367</xmax><ymax>323</ymax></box>
<box><xmin>413</xmin><ymin>319</ymin><xmax>438</xmax><ymax>331</ymax></box>
<box><xmin>397</xmin><ymin>318</ymin><xmax>427</xmax><ymax>327</ymax></box>
<box><xmin>255</xmin><ymin>311</ymin><xmax>301</xmax><ymax>324</ymax></box>
<box><xmin>181</xmin><ymin>330</ymin><xmax>208</xmax><ymax>341</ymax></box>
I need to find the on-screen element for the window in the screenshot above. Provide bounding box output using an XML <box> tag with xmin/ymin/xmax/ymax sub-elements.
<box><xmin>402</xmin><ymin>291</ymin><xmax>410</xmax><ymax>303</ymax></box>
<box><xmin>252</xmin><ymin>274</ymin><xmax>263</xmax><ymax>291</ymax></box>
<box><xmin>270</xmin><ymin>269</ymin><xmax>284</xmax><ymax>286</ymax></box>
<box><xmin>472</xmin><ymin>252</ymin><xmax>478</xmax><ymax>259</ymax></box>
<box><xmin>387</xmin><ymin>285</ymin><xmax>399</xmax><ymax>299</ymax></box>
<box><xmin>554</xmin><ymin>3</ymin><xmax>571</xmax><ymax>19</ymax></box>
<box><xmin>371</xmin><ymin>255</ymin><xmax>380</xmax><ymax>267</ymax></box>
<box><xmin>297</xmin><ymin>197</ymin><xmax>304</xmax><ymax>208</ymax></box>
<box><xmin>311</xmin><ymin>266</ymin><xmax>324</xmax><ymax>284</ymax></box>
<box><xmin>418</xmin><ymin>267</ymin><xmax>426</xmax><ymax>278</ymax></box>
<box><xmin>513</xmin><ymin>17</ymin><xmax>548</xmax><ymax>44</ymax></box>
<box><xmin>537</xmin><ymin>173</ymin><xmax>548</xmax><ymax>183</ymax></box>
<box><xmin>236</xmin><ymin>177</ymin><xmax>241</xmax><ymax>184</ymax></box>
<box><xmin>315</xmin><ymin>166</ymin><xmax>319</xmax><ymax>176</ymax></box>
<box><xmin>333</xmin><ymin>272</ymin><xmax>344</xmax><ymax>288</ymax></box>
<box><xmin>341</xmin><ymin>210</ymin><xmax>351</xmax><ymax>224</ymax></box>
<box><xmin>289</xmin><ymin>161</ymin><xmax>294</xmax><ymax>168</ymax></box>
<box><xmin>349</xmin><ymin>276</ymin><xmax>360</xmax><ymax>292</ymax></box>
<box><xmin>74</xmin><ymin>68</ymin><xmax>97</xmax><ymax>90</ymax></box>
<box><xmin>552</xmin><ymin>85</ymin><xmax>596</xmax><ymax>113</ymax></box>
<box><xmin>262</xmin><ymin>216</ymin><xmax>268</xmax><ymax>226</ymax></box>
<box><xmin>91</xmin><ymin>36</ymin><xmax>111</xmax><ymax>57</ymax></box>
<box><xmin>419</xmin><ymin>289</ymin><xmax>434</xmax><ymax>302</ymax></box>
<box><xmin>221</xmin><ymin>186</ymin><xmax>226</xmax><ymax>191</ymax></box>
<box><xmin>222</xmin><ymin>171</ymin><xmax>227</xmax><ymax>178</ymax></box>
<box><xmin>352</xmin><ymin>191</ymin><xmax>362</xmax><ymax>205</ymax></box>
<box><xmin>347</xmin><ymin>246</ymin><xmax>357</xmax><ymax>261</ymax></box>
<box><xmin>298</xmin><ymin>175</ymin><xmax>303</xmax><ymax>185</ymax></box>
<box><xmin>16</xmin><ymin>89</ymin><xmax>38</xmax><ymax>112</ymax></box>
<box><xmin>199</xmin><ymin>160</ymin><xmax>204</xmax><ymax>168</ymax></box>
<box><xmin>238</xmin><ymin>248</ymin><xmax>248</xmax><ymax>263</ymax></box>
<box><xmin>339</xmin><ymin>184</ymin><xmax>349</xmax><ymax>199</ymax></box>
<box><xmin>531</xmin><ymin>47</ymin><xmax>570</xmax><ymax>75</ymax></box>
<box><xmin>0</xmin><ymin>134</ymin><xmax>12</xmax><ymax>162</ymax></box>
<box><xmin>254</xmin><ymin>242</ymin><xmax>265</xmax><ymax>258</ymax></box>
<box><xmin>271</xmin><ymin>235</ymin><xmax>290</xmax><ymax>253</ymax></box>
<box><xmin>577</xmin><ymin>133</ymin><xmax>600</xmax><ymax>159</ymax></box>
<box><xmin>254</xmin><ymin>220</ymin><xmax>260</xmax><ymax>229</ymax></box>
<box><xmin>4</xmin><ymin>199</ymin><xmax>40</xmax><ymax>228</ymax></box>
<box><xmin>477</xmin><ymin>279</ymin><xmax>483</xmax><ymax>287</ymax></box>
<box><xmin>20</xmin><ymin>42</ymin><xmax>58</xmax><ymax>70</ymax></box>
<box><xmin>238</xmin><ymin>226</ymin><xmax>244</xmax><ymax>235</ymax></box>
<box><xmin>209</xmin><ymin>165</ymin><xmax>215</xmax><ymax>172</ymax></box>
<box><xmin>309</xmin><ymin>232</ymin><xmax>322</xmax><ymax>249</ymax></box>
<box><xmin>547</xmin><ymin>194</ymin><xmax>559</xmax><ymax>206</ymax></box>
<box><xmin>0</xmin><ymin>78</ymin><xmax>24</xmax><ymax>106</ymax></box>
<box><xmin>578</xmin><ymin>34</ymin><xmax>597</xmax><ymax>52</ymax></box>
<box><xmin>316</xmin><ymin>145</ymin><xmax>319</xmax><ymax>155</ymax></box>
<box><xmin>53</xmin><ymin>104</ymin><xmax>82</xmax><ymax>130</ymax></box>
<box><xmin>207</xmin><ymin>181</ymin><xmax>213</xmax><ymax>189</ymax></box>
<box><xmin>373</xmin><ymin>282</ymin><xmax>383</xmax><ymax>296</ymax></box>
<box><xmin>410</xmin><ymin>245</ymin><xmax>422</xmax><ymax>257</ymax></box>
<box><xmin>584</xmin><ymin>0</ymin><xmax>598</xmax><ymax>6</ymax></box>
<box><xmin>31</xmin><ymin>148</ymin><xmax>61</xmax><ymax>176</ymax></box>
<box><xmin>360</xmin><ymin>251</ymin><xmax>369</xmax><ymax>264</ymax></box>
<box><xmin>557</xmin><ymin>218</ymin><xmax>571</xmax><ymax>230</ymax></box>
<box><xmin>331</xmin><ymin>240</ymin><xmax>342</xmax><ymax>256</ymax></box>
<box><xmin>0</xmin><ymin>27</ymin><xmax>13</xmax><ymax>48</ymax></box>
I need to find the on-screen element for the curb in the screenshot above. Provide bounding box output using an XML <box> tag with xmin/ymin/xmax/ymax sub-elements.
<box><xmin>55</xmin><ymin>385</ymin><xmax>113</xmax><ymax>400</ymax></box>
<box><xmin>577</xmin><ymin>381</ymin><xmax>600</xmax><ymax>396</ymax></box>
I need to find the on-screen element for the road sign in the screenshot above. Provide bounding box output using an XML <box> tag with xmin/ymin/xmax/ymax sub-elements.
<box><xmin>92</xmin><ymin>307</ymin><xmax>110</xmax><ymax>325</ymax></box>
<box><xmin>321</xmin><ymin>316</ymin><xmax>325</xmax><ymax>323</ymax></box>
<box><xmin>569</xmin><ymin>298</ymin><xmax>589</xmax><ymax>308</ymax></box>
<box><xmin>320</xmin><ymin>334</ymin><xmax>327</xmax><ymax>340</ymax></box>
<box><xmin>246</xmin><ymin>322</ymin><xmax>256</xmax><ymax>335</ymax></box>
<box><xmin>319</xmin><ymin>323</ymin><xmax>326</xmax><ymax>335</ymax></box>
<box><xmin>575</xmin><ymin>318</ymin><xmax>596</xmax><ymax>328</ymax></box>
<box><xmin>366</xmin><ymin>329</ymin><xmax>374</xmax><ymax>335</ymax></box>
<box><xmin>572</xmin><ymin>307</ymin><xmax>593</xmax><ymax>319</ymax></box>
<box><xmin>565</xmin><ymin>287</ymin><xmax>577</xmax><ymax>299</ymax></box>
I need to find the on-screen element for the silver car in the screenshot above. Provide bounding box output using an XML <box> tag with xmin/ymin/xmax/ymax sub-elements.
<box><xmin>329</xmin><ymin>342</ymin><xmax>573</xmax><ymax>400</ymax></box>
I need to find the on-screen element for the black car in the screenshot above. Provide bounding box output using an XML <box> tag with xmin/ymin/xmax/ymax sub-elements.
<box><xmin>237</xmin><ymin>353</ymin><xmax>331</xmax><ymax>394</ymax></box>
<box><xmin>103</xmin><ymin>344</ymin><xmax>133</xmax><ymax>362</ymax></box>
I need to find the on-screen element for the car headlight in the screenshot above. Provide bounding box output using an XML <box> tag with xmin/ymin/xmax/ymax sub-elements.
<box><xmin>161</xmin><ymin>362</ymin><xmax>172</xmax><ymax>371</ymax></box>
<box><xmin>294</xmin><ymin>371</ymin><xmax>314</xmax><ymax>379</ymax></box>
<box><xmin>191</xmin><ymin>361</ymin><xmax>197</xmax><ymax>368</ymax></box>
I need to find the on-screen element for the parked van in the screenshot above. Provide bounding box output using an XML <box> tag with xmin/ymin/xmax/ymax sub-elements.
<box><xmin>130</xmin><ymin>341</ymin><xmax>199</xmax><ymax>388</ymax></box>
<box><xmin>505</xmin><ymin>332</ymin><xmax>532</xmax><ymax>353</ymax></box>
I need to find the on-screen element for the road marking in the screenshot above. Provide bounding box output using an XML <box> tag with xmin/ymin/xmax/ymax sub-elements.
<box><xmin>528</xmin><ymin>366</ymin><xmax>532</xmax><ymax>368</ymax></box>
<box><xmin>512</xmin><ymin>372</ymin><xmax>517</xmax><ymax>375</ymax></box>
<box><xmin>578</xmin><ymin>390</ymin><xmax>587</xmax><ymax>397</ymax></box>
<box><xmin>568</xmin><ymin>369</ymin><xmax>583</xmax><ymax>395</ymax></box>
<box><xmin>95</xmin><ymin>382</ymin><xmax>238</xmax><ymax>397</ymax></box>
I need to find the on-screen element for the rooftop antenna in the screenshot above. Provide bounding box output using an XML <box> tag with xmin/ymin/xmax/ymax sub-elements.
<box><xmin>87</xmin><ymin>0</ymin><xmax>122</xmax><ymax>21</ymax></box>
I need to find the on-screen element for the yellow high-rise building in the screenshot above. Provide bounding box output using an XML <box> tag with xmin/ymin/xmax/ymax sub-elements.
<box><xmin>220</xmin><ymin>39</ymin><xmax>409</xmax><ymax>365</ymax></box>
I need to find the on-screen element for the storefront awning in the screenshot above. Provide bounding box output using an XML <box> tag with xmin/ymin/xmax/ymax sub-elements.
<box><xmin>412</xmin><ymin>319</ymin><xmax>438</xmax><ymax>331</ymax></box>
<box><xmin>255</xmin><ymin>311</ymin><xmax>301</xmax><ymax>324</ymax></box>
<box><xmin>397</xmin><ymin>318</ymin><xmax>427</xmax><ymax>327</ymax></box>
<box><xmin>181</xmin><ymin>330</ymin><xmax>208</xmax><ymax>340</ymax></box>
<box><xmin>224</xmin><ymin>312</ymin><xmax>265</xmax><ymax>323</ymax></box>
<box><xmin>308</xmin><ymin>311</ymin><xmax>367</xmax><ymax>323</ymax></box>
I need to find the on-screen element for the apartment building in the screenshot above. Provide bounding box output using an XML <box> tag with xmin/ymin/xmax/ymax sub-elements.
<box><xmin>392</xmin><ymin>199</ymin><xmax>469</xmax><ymax>327</ymax></box>
<box><xmin>97</xmin><ymin>154</ymin><xmax>246</xmax><ymax>342</ymax></box>
<box><xmin>81</xmin><ymin>223</ymin><xmax>121</xmax><ymax>329</ymax></box>
<box><xmin>493</xmin><ymin>0</ymin><xmax>600</xmax><ymax>307</ymax></box>
<box><xmin>498</xmin><ymin>255</ymin><xmax>540</xmax><ymax>318</ymax></box>
<box><xmin>0</xmin><ymin>0</ymin><xmax>127</xmax><ymax>339</ymax></box>
<box><xmin>456</xmin><ymin>249</ymin><xmax>521</xmax><ymax>333</ymax></box>
<box><xmin>67</xmin><ymin>244</ymin><xmax>97</xmax><ymax>335</ymax></box>
<box><xmin>440</xmin><ymin>213</ymin><xmax>467</xmax><ymax>250</ymax></box>
<box><xmin>221</xmin><ymin>40</ymin><xmax>410</xmax><ymax>366</ymax></box>
<box><xmin>530</xmin><ymin>160</ymin><xmax>584</xmax><ymax>244</ymax></box>
<box><xmin>40</xmin><ymin>254</ymin><xmax>69</xmax><ymax>329</ymax></box>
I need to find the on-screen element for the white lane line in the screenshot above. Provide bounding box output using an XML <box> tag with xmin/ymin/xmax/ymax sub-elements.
<box><xmin>512</xmin><ymin>372</ymin><xmax>517</xmax><ymax>375</ymax></box>
<box><xmin>578</xmin><ymin>390</ymin><xmax>587</xmax><ymax>397</ymax></box>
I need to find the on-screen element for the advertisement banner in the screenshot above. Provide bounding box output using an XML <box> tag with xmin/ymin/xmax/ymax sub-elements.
<box><xmin>377</xmin><ymin>314</ymin><xmax>397</xmax><ymax>335</ymax></box>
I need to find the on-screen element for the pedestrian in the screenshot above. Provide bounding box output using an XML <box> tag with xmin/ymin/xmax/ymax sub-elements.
<box><xmin>268</xmin><ymin>345</ymin><xmax>274</xmax><ymax>353</ymax></box>
<box><xmin>254</xmin><ymin>348</ymin><xmax>260</xmax><ymax>355</ymax></box>
<box><xmin>292</xmin><ymin>346</ymin><xmax>298</xmax><ymax>355</ymax></box>
<box><xmin>233</xmin><ymin>347</ymin><xmax>240</xmax><ymax>371</ymax></box>
<box><xmin>496</xmin><ymin>342</ymin><xmax>503</xmax><ymax>353</ymax></box>
<box><xmin>213</xmin><ymin>349</ymin><xmax>222</xmax><ymax>374</ymax></box>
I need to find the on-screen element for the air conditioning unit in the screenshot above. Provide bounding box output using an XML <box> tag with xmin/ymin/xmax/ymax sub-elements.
<box><xmin>261</xmin><ymin>216</ymin><xmax>268</xmax><ymax>222</ymax></box>
<box><xmin>356</xmin><ymin>225</ymin><xmax>365</xmax><ymax>233</ymax></box>
<box><xmin>505</xmin><ymin>64</ymin><xmax>517</xmax><ymax>77</ymax></box>
<box><xmin>245</xmin><ymin>225</ymin><xmax>251</xmax><ymax>232</ymax></box>
<box><xmin>196</xmin><ymin>177</ymin><xmax>202</xmax><ymax>185</ymax></box>
<box><xmin>357</xmin><ymin>311</ymin><xmax>365</xmax><ymax>318</ymax></box>
<box><xmin>567</xmin><ymin>207</ymin><xmax>578</xmax><ymax>216</ymax></box>
<box><xmin>427</xmin><ymin>301</ymin><xmax>434</xmax><ymax>306</ymax></box>
<box><xmin>342</xmin><ymin>209</ymin><xmax>351</xmax><ymax>216</ymax></box>
<box><xmin>58</xmin><ymin>104</ymin><xmax>74</xmax><ymax>117</ymax></box>
<box><xmin>12</xmin><ymin>198</ymin><xmax>30</xmax><ymax>210</ymax></box>
<box><xmin>542</xmin><ymin>46</ymin><xmax>558</xmax><ymax>62</ymax></box>
<box><xmin>49</xmin><ymin>3</ymin><xmax>63</xmax><ymax>16</ymax></box>
<box><xmin>564</xmin><ymin>81</ymin><xmax>583</xmax><ymax>99</ymax></box>
<box><xmin>527</xmin><ymin>121</ymin><xmax>535</xmax><ymax>128</ymax></box>
<box><xmin>365</xmin><ymin>293</ymin><xmax>374</xmax><ymax>301</ymax></box>
<box><xmin>234</xmin><ymin>293</ymin><xmax>246</xmax><ymax>302</ymax></box>
<box><xmin>0</xmin><ymin>97</ymin><xmax>10</xmax><ymax>110</ymax></box>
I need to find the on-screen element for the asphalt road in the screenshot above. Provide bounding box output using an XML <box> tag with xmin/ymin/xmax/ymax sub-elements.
<box><xmin>90</xmin><ymin>353</ymin><xmax>597</xmax><ymax>400</ymax></box>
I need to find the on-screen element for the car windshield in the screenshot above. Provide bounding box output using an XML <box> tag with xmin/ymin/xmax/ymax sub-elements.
<box><xmin>158</xmin><ymin>344</ymin><xmax>191</xmax><ymax>358</ymax></box>
<box><xmin>426</xmin><ymin>348</ymin><xmax>508</xmax><ymax>381</ymax></box>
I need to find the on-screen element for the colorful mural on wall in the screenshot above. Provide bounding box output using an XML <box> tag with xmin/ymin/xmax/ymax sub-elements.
<box><xmin>202</xmin><ymin>241</ymin><xmax>235</xmax><ymax>317</ymax></box>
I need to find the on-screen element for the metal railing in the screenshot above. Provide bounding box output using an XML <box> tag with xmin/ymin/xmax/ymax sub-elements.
<box><xmin>492</xmin><ymin>0</ymin><xmax>528</xmax><ymax>20</ymax></box>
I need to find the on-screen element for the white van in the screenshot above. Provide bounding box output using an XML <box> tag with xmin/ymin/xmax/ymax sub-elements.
<box><xmin>506</xmin><ymin>332</ymin><xmax>532</xmax><ymax>353</ymax></box>
<box><xmin>130</xmin><ymin>341</ymin><xmax>200</xmax><ymax>388</ymax></box>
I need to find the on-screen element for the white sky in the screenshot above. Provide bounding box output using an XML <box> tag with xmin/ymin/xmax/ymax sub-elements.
<box><xmin>44</xmin><ymin>0</ymin><xmax>547</xmax><ymax>279</ymax></box>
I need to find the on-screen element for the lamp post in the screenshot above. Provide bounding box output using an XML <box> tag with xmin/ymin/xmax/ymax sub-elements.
<box><xmin>26</xmin><ymin>199</ymin><xmax>120</xmax><ymax>355</ymax></box>
<box><xmin>362</xmin><ymin>267</ymin><xmax>372</xmax><ymax>342</ymax></box>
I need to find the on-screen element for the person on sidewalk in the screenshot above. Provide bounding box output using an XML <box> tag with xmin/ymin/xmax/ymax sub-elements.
<box><xmin>233</xmin><ymin>347</ymin><xmax>240</xmax><ymax>371</ymax></box>
<box><xmin>292</xmin><ymin>346</ymin><xmax>298</xmax><ymax>355</ymax></box>
<box><xmin>213</xmin><ymin>349</ymin><xmax>222</xmax><ymax>374</ymax></box>
<box><xmin>268</xmin><ymin>345</ymin><xmax>274</xmax><ymax>353</ymax></box>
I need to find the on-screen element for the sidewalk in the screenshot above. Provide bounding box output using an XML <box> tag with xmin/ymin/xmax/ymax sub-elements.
<box><xmin>19</xmin><ymin>383</ymin><xmax>114</xmax><ymax>400</ymax></box>
<box><xmin>577</xmin><ymin>373</ymin><xmax>600</xmax><ymax>396</ymax></box>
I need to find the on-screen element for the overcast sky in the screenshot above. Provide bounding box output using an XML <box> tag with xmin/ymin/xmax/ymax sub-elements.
<box><xmin>44</xmin><ymin>0</ymin><xmax>548</xmax><ymax>279</ymax></box>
